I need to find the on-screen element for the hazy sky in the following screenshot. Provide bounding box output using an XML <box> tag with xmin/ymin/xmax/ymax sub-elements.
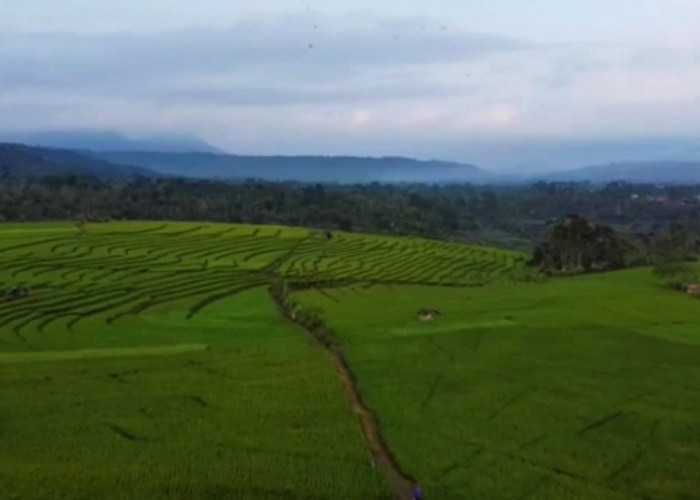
<box><xmin>1</xmin><ymin>0</ymin><xmax>700</xmax><ymax>166</ymax></box>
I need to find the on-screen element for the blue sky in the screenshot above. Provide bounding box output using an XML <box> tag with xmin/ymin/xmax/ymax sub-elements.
<box><xmin>1</xmin><ymin>0</ymin><xmax>700</xmax><ymax>169</ymax></box>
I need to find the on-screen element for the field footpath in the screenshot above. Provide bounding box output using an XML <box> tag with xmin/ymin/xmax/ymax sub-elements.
<box><xmin>334</xmin><ymin>352</ymin><xmax>416</xmax><ymax>500</ymax></box>
<box><xmin>268</xmin><ymin>284</ymin><xmax>416</xmax><ymax>500</ymax></box>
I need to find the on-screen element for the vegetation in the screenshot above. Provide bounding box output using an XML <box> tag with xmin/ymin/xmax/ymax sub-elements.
<box><xmin>648</xmin><ymin>223</ymin><xmax>700</xmax><ymax>291</ymax></box>
<box><xmin>531</xmin><ymin>216</ymin><xmax>630</xmax><ymax>274</ymax></box>
<box><xmin>652</xmin><ymin>262</ymin><xmax>700</xmax><ymax>290</ymax></box>
<box><xmin>2</xmin><ymin>219</ymin><xmax>699</xmax><ymax>499</ymax></box>
<box><xmin>296</xmin><ymin>272</ymin><xmax>700</xmax><ymax>499</ymax></box>
<box><xmin>0</xmin><ymin>285</ymin><xmax>389</xmax><ymax>499</ymax></box>
<box><xmin>3</xmin><ymin>174</ymin><xmax>700</xmax><ymax>251</ymax></box>
<box><xmin>0</xmin><ymin>221</ymin><xmax>523</xmax><ymax>498</ymax></box>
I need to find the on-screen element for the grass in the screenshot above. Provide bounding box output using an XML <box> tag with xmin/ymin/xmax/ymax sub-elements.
<box><xmin>296</xmin><ymin>270</ymin><xmax>700</xmax><ymax>499</ymax></box>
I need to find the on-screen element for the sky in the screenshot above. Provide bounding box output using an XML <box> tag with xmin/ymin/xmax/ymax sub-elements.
<box><xmin>1</xmin><ymin>0</ymin><xmax>700</xmax><ymax>170</ymax></box>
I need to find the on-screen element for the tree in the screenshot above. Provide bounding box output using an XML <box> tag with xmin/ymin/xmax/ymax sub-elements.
<box><xmin>531</xmin><ymin>216</ymin><xmax>629</xmax><ymax>274</ymax></box>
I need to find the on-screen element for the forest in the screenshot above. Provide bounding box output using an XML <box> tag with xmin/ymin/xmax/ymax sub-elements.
<box><xmin>2</xmin><ymin>174</ymin><xmax>700</xmax><ymax>252</ymax></box>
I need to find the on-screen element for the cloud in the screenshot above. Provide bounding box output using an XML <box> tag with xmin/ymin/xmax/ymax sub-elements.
<box><xmin>1</xmin><ymin>14</ymin><xmax>700</xmax><ymax>165</ymax></box>
<box><xmin>0</xmin><ymin>21</ymin><xmax>524</xmax><ymax>89</ymax></box>
<box><xmin>475</xmin><ymin>104</ymin><xmax>518</xmax><ymax>128</ymax></box>
<box><xmin>0</xmin><ymin>19</ymin><xmax>529</xmax><ymax>135</ymax></box>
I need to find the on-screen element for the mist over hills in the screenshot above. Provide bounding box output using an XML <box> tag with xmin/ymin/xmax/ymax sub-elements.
<box><xmin>0</xmin><ymin>132</ymin><xmax>487</xmax><ymax>183</ymax></box>
<box><xmin>1</xmin><ymin>141</ymin><xmax>486</xmax><ymax>183</ymax></box>
<box><xmin>458</xmin><ymin>137</ymin><xmax>700</xmax><ymax>174</ymax></box>
<box><xmin>0</xmin><ymin>143</ymin><xmax>157</xmax><ymax>179</ymax></box>
<box><xmin>538</xmin><ymin>161</ymin><xmax>700</xmax><ymax>184</ymax></box>
<box><xmin>2</xmin><ymin>132</ymin><xmax>700</xmax><ymax>185</ymax></box>
<box><xmin>94</xmin><ymin>151</ymin><xmax>487</xmax><ymax>183</ymax></box>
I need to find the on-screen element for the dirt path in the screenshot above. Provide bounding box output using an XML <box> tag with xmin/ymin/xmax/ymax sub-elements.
<box><xmin>267</xmin><ymin>284</ymin><xmax>417</xmax><ymax>500</ymax></box>
<box><xmin>332</xmin><ymin>352</ymin><xmax>417</xmax><ymax>500</ymax></box>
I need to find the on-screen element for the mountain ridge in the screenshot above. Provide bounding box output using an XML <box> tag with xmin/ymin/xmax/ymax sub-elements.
<box><xmin>0</xmin><ymin>130</ymin><xmax>224</xmax><ymax>155</ymax></box>
<box><xmin>540</xmin><ymin>160</ymin><xmax>700</xmax><ymax>184</ymax></box>
<box><xmin>92</xmin><ymin>150</ymin><xmax>487</xmax><ymax>183</ymax></box>
<box><xmin>4</xmin><ymin>140</ymin><xmax>700</xmax><ymax>185</ymax></box>
<box><xmin>0</xmin><ymin>143</ymin><xmax>158</xmax><ymax>179</ymax></box>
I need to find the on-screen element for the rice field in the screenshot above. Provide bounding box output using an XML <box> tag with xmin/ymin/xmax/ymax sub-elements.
<box><xmin>0</xmin><ymin>221</ymin><xmax>524</xmax><ymax>499</ymax></box>
<box><xmin>0</xmin><ymin>222</ymin><xmax>524</xmax><ymax>349</ymax></box>
<box><xmin>9</xmin><ymin>221</ymin><xmax>695</xmax><ymax>499</ymax></box>
<box><xmin>296</xmin><ymin>271</ymin><xmax>700</xmax><ymax>499</ymax></box>
<box><xmin>0</xmin><ymin>286</ymin><xmax>391</xmax><ymax>499</ymax></box>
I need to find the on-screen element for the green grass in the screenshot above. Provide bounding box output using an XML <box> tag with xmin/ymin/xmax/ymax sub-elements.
<box><xmin>296</xmin><ymin>270</ymin><xmax>700</xmax><ymax>499</ymax></box>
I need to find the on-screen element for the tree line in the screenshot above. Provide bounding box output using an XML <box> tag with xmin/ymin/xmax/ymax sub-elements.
<box><xmin>1</xmin><ymin>174</ymin><xmax>700</xmax><ymax>261</ymax></box>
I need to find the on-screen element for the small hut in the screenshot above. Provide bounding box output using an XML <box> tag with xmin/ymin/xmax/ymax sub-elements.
<box><xmin>417</xmin><ymin>308</ymin><xmax>441</xmax><ymax>321</ymax></box>
<box><xmin>685</xmin><ymin>283</ymin><xmax>700</xmax><ymax>297</ymax></box>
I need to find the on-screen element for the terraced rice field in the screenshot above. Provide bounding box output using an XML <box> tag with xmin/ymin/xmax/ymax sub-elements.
<box><xmin>0</xmin><ymin>222</ymin><xmax>524</xmax><ymax>347</ymax></box>
<box><xmin>5</xmin><ymin>222</ymin><xmax>700</xmax><ymax>499</ymax></box>
<box><xmin>0</xmin><ymin>221</ymin><xmax>524</xmax><ymax>499</ymax></box>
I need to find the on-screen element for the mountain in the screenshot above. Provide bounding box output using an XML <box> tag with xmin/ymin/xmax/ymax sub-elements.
<box><xmin>92</xmin><ymin>151</ymin><xmax>488</xmax><ymax>184</ymax></box>
<box><xmin>541</xmin><ymin>161</ymin><xmax>700</xmax><ymax>184</ymax></box>
<box><xmin>7</xmin><ymin>142</ymin><xmax>699</xmax><ymax>185</ymax></box>
<box><xmin>454</xmin><ymin>137</ymin><xmax>700</xmax><ymax>174</ymax></box>
<box><xmin>0</xmin><ymin>143</ymin><xmax>157</xmax><ymax>179</ymax></box>
<box><xmin>129</xmin><ymin>134</ymin><xmax>224</xmax><ymax>154</ymax></box>
<box><xmin>1</xmin><ymin>130</ymin><xmax>223</xmax><ymax>154</ymax></box>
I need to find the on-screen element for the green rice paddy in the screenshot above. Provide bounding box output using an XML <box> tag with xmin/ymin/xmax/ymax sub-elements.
<box><xmin>296</xmin><ymin>272</ymin><xmax>700</xmax><ymax>499</ymax></box>
<box><xmin>0</xmin><ymin>222</ymin><xmax>521</xmax><ymax>350</ymax></box>
<box><xmin>1</xmin><ymin>221</ymin><xmax>698</xmax><ymax>499</ymax></box>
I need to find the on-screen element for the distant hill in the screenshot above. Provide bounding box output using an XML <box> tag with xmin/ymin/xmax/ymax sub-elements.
<box><xmin>0</xmin><ymin>142</ymin><xmax>487</xmax><ymax>184</ymax></box>
<box><xmin>542</xmin><ymin>161</ymin><xmax>700</xmax><ymax>184</ymax></box>
<box><xmin>93</xmin><ymin>151</ymin><xmax>487</xmax><ymax>183</ymax></box>
<box><xmin>0</xmin><ymin>143</ymin><xmax>157</xmax><ymax>179</ymax></box>
<box><xmin>458</xmin><ymin>137</ymin><xmax>700</xmax><ymax>173</ymax></box>
<box><xmin>7</xmin><ymin>142</ymin><xmax>700</xmax><ymax>186</ymax></box>
<box><xmin>1</xmin><ymin>130</ymin><xmax>223</xmax><ymax>154</ymax></box>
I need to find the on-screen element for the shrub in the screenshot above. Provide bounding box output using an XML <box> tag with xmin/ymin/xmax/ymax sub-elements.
<box><xmin>296</xmin><ymin>306</ymin><xmax>325</xmax><ymax>331</ymax></box>
<box><xmin>652</xmin><ymin>262</ymin><xmax>699</xmax><ymax>290</ymax></box>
